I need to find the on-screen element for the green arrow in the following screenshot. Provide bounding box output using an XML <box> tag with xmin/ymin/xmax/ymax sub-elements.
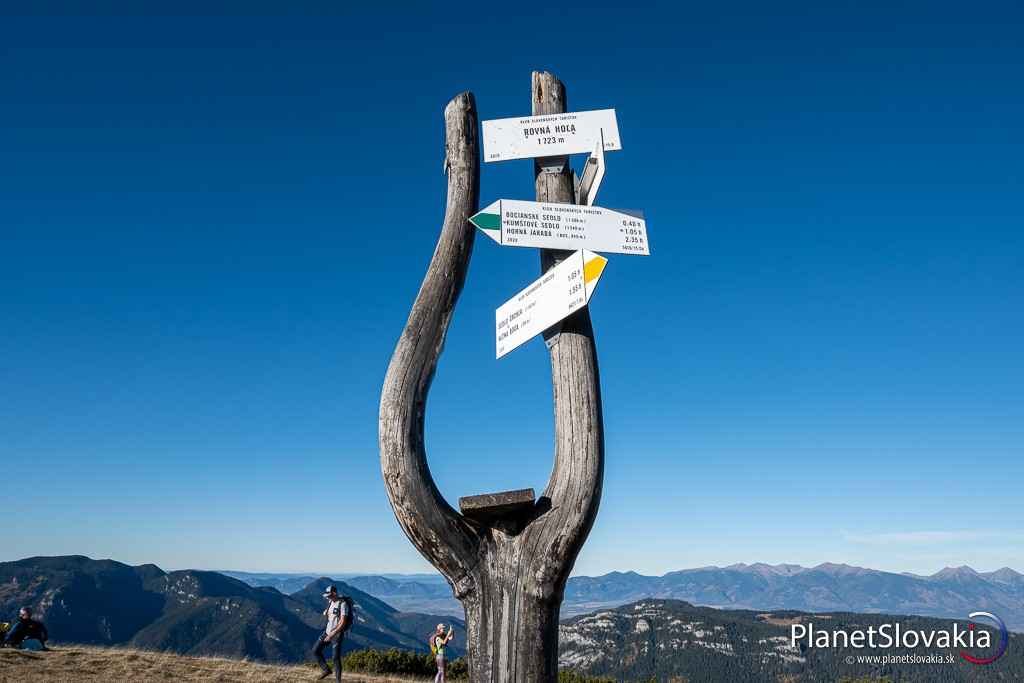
<box><xmin>469</xmin><ymin>211</ymin><xmax>500</xmax><ymax>230</ymax></box>
<box><xmin>469</xmin><ymin>201</ymin><xmax>502</xmax><ymax>244</ymax></box>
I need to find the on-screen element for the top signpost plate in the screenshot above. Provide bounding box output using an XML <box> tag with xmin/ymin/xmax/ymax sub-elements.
<box><xmin>482</xmin><ymin>109</ymin><xmax>621</xmax><ymax>162</ymax></box>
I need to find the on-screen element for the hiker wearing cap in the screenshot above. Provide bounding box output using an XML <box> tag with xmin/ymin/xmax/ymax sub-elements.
<box><xmin>2</xmin><ymin>607</ymin><xmax>48</xmax><ymax>650</ymax></box>
<box><xmin>313</xmin><ymin>585</ymin><xmax>350</xmax><ymax>681</ymax></box>
<box><xmin>430</xmin><ymin>622</ymin><xmax>454</xmax><ymax>683</ymax></box>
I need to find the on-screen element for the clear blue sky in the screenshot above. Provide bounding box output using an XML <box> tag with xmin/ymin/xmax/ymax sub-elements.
<box><xmin>2</xmin><ymin>3</ymin><xmax>1022</xmax><ymax>577</ymax></box>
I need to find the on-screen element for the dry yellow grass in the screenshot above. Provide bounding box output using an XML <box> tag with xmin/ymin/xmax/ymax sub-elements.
<box><xmin>0</xmin><ymin>645</ymin><xmax>430</xmax><ymax>683</ymax></box>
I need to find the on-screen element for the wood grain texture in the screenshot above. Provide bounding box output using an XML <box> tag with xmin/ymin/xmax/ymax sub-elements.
<box><xmin>379</xmin><ymin>92</ymin><xmax>481</xmax><ymax>599</ymax></box>
<box><xmin>379</xmin><ymin>76</ymin><xmax>605</xmax><ymax>682</ymax></box>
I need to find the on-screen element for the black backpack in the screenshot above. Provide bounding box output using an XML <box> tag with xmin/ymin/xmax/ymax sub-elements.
<box><xmin>339</xmin><ymin>596</ymin><xmax>355</xmax><ymax>632</ymax></box>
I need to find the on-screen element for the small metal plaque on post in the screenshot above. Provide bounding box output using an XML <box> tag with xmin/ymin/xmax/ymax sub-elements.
<box><xmin>537</xmin><ymin>155</ymin><xmax>569</xmax><ymax>175</ymax></box>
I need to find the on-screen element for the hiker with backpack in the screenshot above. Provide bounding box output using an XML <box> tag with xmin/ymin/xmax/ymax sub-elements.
<box><xmin>313</xmin><ymin>585</ymin><xmax>352</xmax><ymax>681</ymax></box>
<box><xmin>430</xmin><ymin>622</ymin><xmax>455</xmax><ymax>683</ymax></box>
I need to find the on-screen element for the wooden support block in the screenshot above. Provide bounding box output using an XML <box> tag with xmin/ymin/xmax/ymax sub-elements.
<box><xmin>459</xmin><ymin>488</ymin><xmax>536</xmax><ymax>522</ymax></box>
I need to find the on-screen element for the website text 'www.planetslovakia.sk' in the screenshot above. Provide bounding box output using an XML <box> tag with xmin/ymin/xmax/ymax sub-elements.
<box><xmin>847</xmin><ymin>652</ymin><xmax>957</xmax><ymax>665</ymax></box>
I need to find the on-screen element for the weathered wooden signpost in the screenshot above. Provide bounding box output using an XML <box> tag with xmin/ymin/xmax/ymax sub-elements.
<box><xmin>380</xmin><ymin>71</ymin><xmax>647</xmax><ymax>682</ymax></box>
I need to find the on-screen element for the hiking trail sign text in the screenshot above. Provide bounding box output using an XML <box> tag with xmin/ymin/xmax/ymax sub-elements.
<box><xmin>495</xmin><ymin>249</ymin><xmax>607</xmax><ymax>358</ymax></box>
<box><xmin>482</xmin><ymin>109</ymin><xmax>621</xmax><ymax>162</ymax></box>
<box><xmin>470</xmin><ymin>199</ymin><xmax>648</xmax><ymax>255</ymax></box>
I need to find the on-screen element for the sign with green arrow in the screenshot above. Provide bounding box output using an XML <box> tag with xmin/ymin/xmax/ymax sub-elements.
<box><xmin>470</xmin><ymin>199</ymin><xmax>648</xmax><ymax>255</ymax></box>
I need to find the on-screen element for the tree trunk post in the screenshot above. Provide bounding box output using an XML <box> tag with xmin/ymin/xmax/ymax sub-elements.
<box><xmin>379</xmin><ymin>74</ymin><xmax>604</xmax><ymax>683</ymax></box>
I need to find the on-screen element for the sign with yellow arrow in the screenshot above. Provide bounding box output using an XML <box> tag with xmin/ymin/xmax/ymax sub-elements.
<box><xmin>495</xmin><ymin>249</ymin><xmax>608</xmax><ymax>358</ymax></box>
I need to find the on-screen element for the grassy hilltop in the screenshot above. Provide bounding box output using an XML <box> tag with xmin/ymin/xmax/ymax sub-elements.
<box><xmin>0</xmin><ymin>645</ymin><xmax>430</xmax><ymax>683</ymax></box>
<box><xmin>0</xmin><ymin>646</ymin><xmax>898</xmax><ymax>683</ymax></box>
<box><xmin>0</xmin><ymin>647</ymin><xmax>614</xmax><ymax>682</ymax></box>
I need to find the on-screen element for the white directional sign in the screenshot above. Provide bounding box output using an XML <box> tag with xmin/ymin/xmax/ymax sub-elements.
<box><xmin>495</xmin><ymin>249</ymin><xmax>607</xmax><ymax>359</ymax></box>
<box><xmin>575</xmin><ymin>133</ymin><xmax>606</xmax><ymax>206</ymax></box>
<box><xmin>470</xmin><ymin>199</ymin><xmax>649</xmax><ymax>255</ymax></box>
<box><xmin>482</xmin><ymin>109</ymin><xmax>621</xmax><ymax>162</ymax></box>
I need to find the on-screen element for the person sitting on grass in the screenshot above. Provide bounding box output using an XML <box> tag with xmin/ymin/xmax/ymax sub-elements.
<box><xmin>2</xmin><ymin>607</ymin><xmax>49</xmax><ymax>650</ymax></box>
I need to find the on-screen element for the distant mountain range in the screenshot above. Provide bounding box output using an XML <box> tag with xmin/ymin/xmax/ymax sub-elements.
<box><xmin>559</xmin><ymin>599</ymin><xmax>1023</xmax><ymax>682</ymax></box>
<box><xmin>226</xmin><ymin>562</ymin><xmax>1024</xmax><ymax>630</ymax></box>
<box><xmin>216</xmin><ymin>571</ymin><xmax>319</xmax><ymax>596</ymax></box>
<box><xmin>218</xmin><ymin>570</ymin><xmax>449</xmax><ymax>598</ymax></box>
<box><xmin>562</xmin><ymin>562</ymin><xmax>1024</xmax><ymax>629</ymax></box>
<box><xmin>0</xmin><ymin>556</ymin><xmax>464</xmax><ymax>662</ymax></box>
<box><xmin>223</xmin><ymin>571</ymin><xmax>465</xmax><ymax>616</ymax></box>
<box><xmin>4</xmin><ymin>555</ymin><xmax>1023</xmax><ymax>680</ymax></box>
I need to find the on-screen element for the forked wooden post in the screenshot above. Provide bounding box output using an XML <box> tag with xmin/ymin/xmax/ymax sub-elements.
<box><xmin>379</xmin><ymin>74</ymin><xmax>604</xmax><ymax>682</ymax></box>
